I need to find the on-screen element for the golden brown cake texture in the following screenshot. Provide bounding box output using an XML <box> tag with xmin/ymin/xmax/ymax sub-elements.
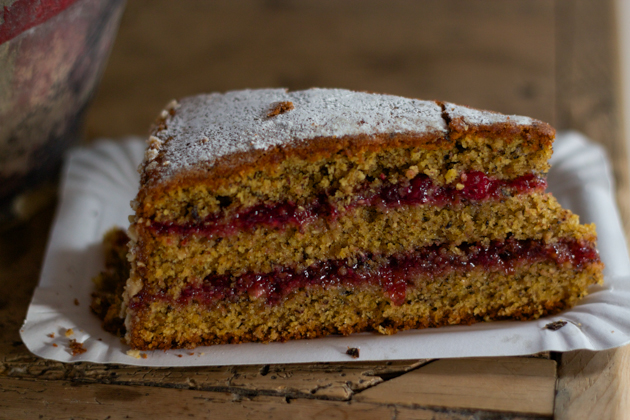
<box><xmin>104</xmin><ymin>88</ymin><xmax>603</xmax><ymax>350</ymax></box>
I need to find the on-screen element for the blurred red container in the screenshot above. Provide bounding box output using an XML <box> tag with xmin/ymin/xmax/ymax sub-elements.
<box><xmin>0</xmin><ymin>0</ymin><xmax>126</xmax><ymax>228</ymax></box>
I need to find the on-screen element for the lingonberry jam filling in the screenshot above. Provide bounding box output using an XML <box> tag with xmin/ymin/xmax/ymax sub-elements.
<box><xmin>150</xmin><ymin>171</ymin><xmax>546</xmax><ymax>238</ymax></box>
<box><xmin>354</xmin><ymin>171</ymin><xmax>545</xmax><ymax>207</ymax></box>
<box><xmin>130</xmin><ymin>238</ymin><xmax>598</xmax><ymax>310</ymax></box>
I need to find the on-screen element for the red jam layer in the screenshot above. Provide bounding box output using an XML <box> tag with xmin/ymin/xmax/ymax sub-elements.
<box><xmin>150</xmin><ymin>171</ymin><xmax>546</xmax><ymax>238</ymax></box>
<box><xmin>130</xmin><ymin>238</ymin><xmax>598</xmax><ymax>310</ymax></box>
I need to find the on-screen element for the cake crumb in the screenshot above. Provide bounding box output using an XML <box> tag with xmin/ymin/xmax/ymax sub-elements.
<box><xmin>141</xmin><ymin>353</ymin><xmax>148</xmax><ymax>359</ymax></box>
<box><xmin>165</xmin><ymin>99</ymin><xmax>180</xmax><ymax>112</ymax></box>
<box><xmin>346</xmin><ymin>347</ymin><xmax>360</xmax><ymax>358</ymax></box>
<box><xmin>74</xmin><ymin>298</ymin><xmax>79</xmax><ymax>306</ymax></box>
<box><xmin>52</xmin><ymin>343</ymin><xmax>58</xmax><ymax>347</ymax></box>
<box><xmin>445</xmin><ymin>168</ymin><xmax>458</xmax><ymax>183</ymax></box>
<box><xmin>47</xmin><ymin>333</ymin><xmax>55</xmax><ymax>338</ymax></box>
<box><xmin>69</xmin><ymin>339</ymin><xmax>86</xmax><ymax>356</ymax></box>
<box><xmin>144</xmin><ymin>148</ymin><xmax>159</xmax><ymax>162</ymax></box>
<box><xmin>267</xmin><ymin>101</ymin><xmax>294</xmax><ymax>117</ymax></box>
<box><xmin>544</xmin><ymin>320</ymin><xmax>567</xmax><ymax>331</ymax></box>
<box><xmin>177</xmin><ymin>354</ymin><xmax>183</xmax><ymax>358</ymax></box>
<box><xmin>65</xmin><ymin>328</ymin><xmax>74</xmax><ymax>337</ymax></box>
<box><xmin>147</xmin><ymin>135</ymin><xmax>162</xmax><ymax>149</ymax></box>
<box><xmin>405</xmin><ymin>166</ymin><xmax>419</xmax><ymax>179</ymax></box>
<box><xmin>126</xmin><ymin>349</ymin><xmax>142</xmax><ymax>359</ymax></box>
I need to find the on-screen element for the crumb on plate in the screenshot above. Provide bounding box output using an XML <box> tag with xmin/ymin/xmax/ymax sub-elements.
<box><xmin>126</xmin><ymin>349</ymin><xmax>142</xmax><ymax>359</ymax></box>
<box><xmin>346</xmin><ymin>347</ymin><xmax>360</xmax><ymax>359</ymax></box>
<box><xmin>69</xmin><ymin>339</ymin><xmax>86</xmax><ymax>356</ymax></box>
<box><xmin>544</xmin><ymin>320</ymin><xmax>568</xmax><ymax>331</ymax></box>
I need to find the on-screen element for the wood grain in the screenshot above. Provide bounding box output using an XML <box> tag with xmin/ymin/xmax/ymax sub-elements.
<box><xmin>1</xmin><ymin>357</ymin><xmax>428</xmax><ymax>401</ymax></box>
<box><xmin>0</xmin><ymin>376</ymin><xmax>550</xmax><ymax>420</ymax></box>
<box><xmin>0</xmin><ymin>377</ymin><xmax>393</xmax><ymax>420</ymax></box>
<box><xmin>356</xmin><ymin>357</ymin><xmax>557</xmax><ymax>416</ymax></box>
<box><xmin>555</xmin><ymin>349</ymin><xmax>630</xmax><ymax>420</ymax></box>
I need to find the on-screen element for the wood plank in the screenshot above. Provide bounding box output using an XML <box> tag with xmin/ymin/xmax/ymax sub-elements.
<box><xmin>1</xmin><ymin>357</ymin><xmax>428</xmax><ymax>401</ymax></box>
<box><xmin>85</xmin><ymin>0</ymin><xmax>555</xmax><ymax>139</ymax></box>
<box><xmin>0</xmin><ymin>376</ymin><xmax>543</xmax><ymax>420</ymax></box>
<box><xmin>555</xmin><ymin>348</ymin><xmax>630</xmax><ymax>420</ymax></box>
<box><xmin>355</xmin><ymin>357</ymin><xmax>557</xmax><ymax>416</ymax></box>
<box><xmin>554</xmin><ymin>0</ymin><xmax>630</xmax><ymax>418</ymax></box>
<box><xmin>0</xmin><ymin>377</ymin><xmax>392</xmax><ymax>420</ymax></box>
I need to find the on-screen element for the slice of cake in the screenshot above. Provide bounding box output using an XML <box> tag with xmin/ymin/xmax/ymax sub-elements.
<box><xmin>118</xmin><ymin>88</ymin><xmax>603</xmax><ymax>350</ymax></box>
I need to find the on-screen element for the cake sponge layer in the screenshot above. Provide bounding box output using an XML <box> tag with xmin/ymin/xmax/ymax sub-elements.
<box><xmin>136</xmin><ymin>89</ymin><xmax>554</xmax><ymax>223</ymax></box>
<box><xmin>111</xmin><ymin>89</ymin><xmax>602</xmax><ymax>351</ymax></box>
<box><xmin>137</xmin><ymin>136</ymin><xmax>552</xmax><ymax>223</ymax></box>
<box><xmin>126</xmin><ymin>261</ymin><xmax>602</xmax><ymax>350</ymax></box>
<box><xmin>131</xmin><ymin>193</ymin><xmax>596</xmax><ymax>295</ymax></box>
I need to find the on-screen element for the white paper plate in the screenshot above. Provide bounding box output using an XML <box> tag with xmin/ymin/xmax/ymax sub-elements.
<box><xmin>20</xmin><ymin>131</ymin><xmax>630</xmax><ymax>366</ymax></box>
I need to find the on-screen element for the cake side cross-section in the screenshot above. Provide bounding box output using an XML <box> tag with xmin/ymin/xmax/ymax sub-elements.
<box><xmin>111</xmin><ymin>88</ymin><xmax>602</xmax><ymax>350</ymax></box>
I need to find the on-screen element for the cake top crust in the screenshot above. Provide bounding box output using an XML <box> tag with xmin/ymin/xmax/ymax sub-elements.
<box><xmin>443</xmin><ymin>102</ymin><xmax>533</xmax><ymax>127</ymax></box>
<box><xmin>141</xmin><ymin>88</ymin><xmax>553</xmax><ymax>186</ymax></box>
<box><xmin>442</xmin><ymin>102</ymin><xmax>552</xmax><ymax>140</ymax></box>
<box><xmin>146</xmin><ymin>88</ymin><xmax>446</xmax><ymax>182</ymax></box>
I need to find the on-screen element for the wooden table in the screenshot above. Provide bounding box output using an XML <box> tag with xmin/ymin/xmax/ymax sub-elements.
<box><xmin>2</xmin><ymin>1</ymin><xmax>628</xmax><ymax>418</ymax></box>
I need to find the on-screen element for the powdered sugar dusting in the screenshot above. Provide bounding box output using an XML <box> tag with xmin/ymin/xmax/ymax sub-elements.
<box><xmin>150</xmin><ymin>88</ymin><xmax>446</xmax><ymax>182</ymax></box>
<box><xmin>443</xmin><ymin>102</ymin><xmax>533</xmax><ymax>126</ymax></box>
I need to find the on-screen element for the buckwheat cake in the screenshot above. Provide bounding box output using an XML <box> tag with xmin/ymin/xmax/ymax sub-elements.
<box><xmin>93</xmin><ymin>88</ymin><xmax>603</xmax><ymax>350</ymax></box>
